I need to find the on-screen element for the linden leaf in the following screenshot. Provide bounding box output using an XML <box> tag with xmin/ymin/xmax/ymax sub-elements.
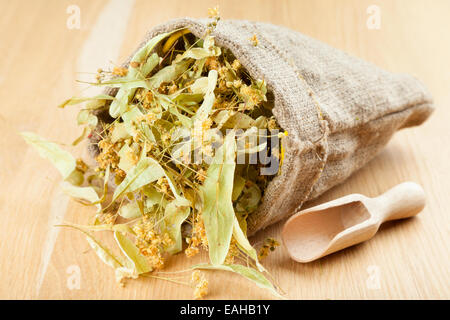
<box><xmin>140</xmin><ymin>53</ymin><xmax>160</xmax><ymax>79</ymax></box>
<box><xmin>94</xmin><ymin>78</ymin><xmax>150</xmax><ymax>90</ymax></box>
<box><xmin>201</xmin><ymin>131</ymin><xmax>236</xmax><ymax>265</ymax></box>
<box><xmin>21</xmin><ymin>132</ymin><xmax>76</xmax><ymax>180</ymax></box>
<box><xmin>213</xmin><ymin>110</ymin><xmax>235</xmax><ymax>129</ymax></box>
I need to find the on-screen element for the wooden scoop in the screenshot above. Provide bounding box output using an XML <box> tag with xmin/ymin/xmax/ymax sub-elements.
<box><xmin>282</xmin><ymin>182</ymin><xmax>425</xmax><ymax>263</ymax></box>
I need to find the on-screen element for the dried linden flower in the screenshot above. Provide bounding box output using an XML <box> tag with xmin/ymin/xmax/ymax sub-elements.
<box><xmin>250</xmin><ymin>34</ymin><xmax>259</xmax><ymax>46</ymax></box>
<box><xmin>191</xmin><ymin>271</ymin><xmax>209</xmax><ymax>299</ymax></box>
<box><xmin>22</xmin><ymin>25</ymin><xmax>284</xmax><ymax>299</ymax></box>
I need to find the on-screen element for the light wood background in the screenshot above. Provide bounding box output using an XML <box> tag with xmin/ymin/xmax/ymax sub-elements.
<box><xmin>0</xmin><ymin>0</ymin><xmax>449</xmax><ymax>300</ymax></box>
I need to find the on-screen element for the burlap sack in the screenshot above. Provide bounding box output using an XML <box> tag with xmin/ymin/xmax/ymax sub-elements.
<box><xmin>91</xmin><ymin>18</ymin><xmax>433</xmax><ymax>236</ymax></box>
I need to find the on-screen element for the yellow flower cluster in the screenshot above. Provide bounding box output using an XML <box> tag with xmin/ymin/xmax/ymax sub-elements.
<box><xmin>137</xmin><ymin>112</ymin><xmax>157</xmax><ymax>125</ymax></box>
<box><xmin>133</xmin><ymin>216</ymin><xmax>173</xmax><ymax>270</ymax></box>
<box><xmin>238</xmin><ymin>85</ymin><xmax>264</xmax><ymax>111</ymax></box>
<box><xmin>195</xmin><ymin>168</ymin><xmax>207</xmax><ymax>183</ymax></box>
<box><xmin>205</xmin><ymin>56</ymin><xmax>220</xmax><ymax>71</ymax></box>
<box><xmin>192</xmin><ymin>118</ymin><xmax>214</xmax><ymax>159</ymax></box>
<box><xmin>112</xmin><ymin>66</ymin><xmax>128</xmax><ymax>77</ymax></box>
<box><xmin>207</xmin><ymin>6</ymin><xmax>219</xmax><ymax>19</ymax></box>
<box><xmin>224</xmin><ymin>238</ymin><xmax>240</xmax><ymax>265</ymax></box>
<box><xmin>250</xmin><ymin>34</ymin><xmax>259</xmax><ymax>47</ymax></box>
<box><xmin>96</xmin><ymin>139</ymin><xmax>125</xmax><ymax>177</ymax></box>
<box><xmin>258</xmin><ymin>237</ymin><xmax>280</xmax><ymax>260</ymax></box>
<box><xmin>267</xmin><ymin>117</ymin><xmax>278</xmax><ymax>130</ymax></box>
<box><xmin>156</xmin><ymin>177</ymin><xmax>172</xmax><ymax>197</ymax></box>
<box><xmin>76</xmin><ymin>158</ymin><xmax>89</xmax><ymax>173</ymax></box>
<box><xmin>97</xmin><ymin>212</ymin><xmax>117</xmax><ymax>225</ymax></box>
<box><xmin>115</xmin><ymin>267</ymin><xmax>138</xmax><ymax>287</ymax></box>
<box><xmin>191</xmin><ymin>270</ymin><xmax>209</xmax><ymax>299</ymax></box>
<box><xmin>185</xmin><ymin>214</ymin><xmax>208</xmax><ymax>258</ymax></box>
<box><xmin>207</xmin><ymin>6</ymin><xmax>220</xmax><ymax>32</ymax></box>
<box><xmin>135</xmin><ymin>89</ymin><xmax>155</xmax><ymax>109</ymax></box>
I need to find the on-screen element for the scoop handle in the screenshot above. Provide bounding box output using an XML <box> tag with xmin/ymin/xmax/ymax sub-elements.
<box><xmin>375</xmin><ymin>182</ymin><xmax>426</xmax><ymax>222</ymax></box>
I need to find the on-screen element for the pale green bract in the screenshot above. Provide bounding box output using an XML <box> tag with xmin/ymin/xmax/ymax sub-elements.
<box><xmin>143</xmin><ymin>185</ymin><xmax>165</xmax><ymax>208</ymax></box>
<box><xmin>232</xmin><ymin>217</ymin><xmax>266</xmax><ymax>272</ymax></box>
<box><xmin>161</xmin><ymin>197</ymin><xmax>191</xmax><ymax>254</ymax></box>
<box><xmin>114</xmin><ymin>231</ymin><xmax>152</xmax><ymax>274</ymax></box>
<box><xmin>118</xmin><ymin>201</ymin><xmax>142</xmax><ymax>219</ymax></box>
<box><xmin>201</xmin><ymin>131</ymin><xmax>236</xmax><ymax>265</ymax></box>
<box><xmin>222</xmin><ymin>112</ymin><xmax>255</xmax><ymax>129</ymax></box>
<box><xmin>58</xmin><ymin>223</ymin><xmax>132</xmax><ymax>234</ymax></box>
<box><xmin>140</xmin><ymin>53</ymin><xmax>160</xmax><ymax>77</ymax></box>
<box><xmin>109</xmin><ymin>31</ymin><xmax>175</xmax><ymax>118</ymax></box>
<box><xmin>117</xmin><ymin>144</ymin><xmax>137</xmax><ymax>173</ymax></box>
<box><xmin>58</xmin><ymin>225</ymin><xmax>123</xmax><ymax>269</ymax></box>
<box><xmin>58</xmin><ymin>94</ymin><xmax>114</xmax><ymax>109</ymax></box>
<box><xmin>71</xmin><ymin>127</ymin><xmax>90</xmax><ymax>146</ymax></box>
<box><xmin>174</xmin><ymin>35</ymin><xmax>221</xmax><ymax>63</ymax></box>
<box><xmin>60</xmin><ymin>182</ymin><xmax>101</xmax><ymax>213</ymax></box>
<box><xmin>112</xmin><ymin>157</ymin><xmax>165</xmax><ymax>202</ymax></box>
<box><xmin>194</xmin><ymin>70</ymin><xmax>218</xmax><ymax>122</ymax></box>
<box><xmin>77</xmin><ymin>110</ymin><xmax>98</xmax><ymax>127</ymax></box>
<box><xmin>148</xmin><ymin>59</ymin><xmax>191</xmax><ymax>89</ymax></box>
<box><xmin>190</xmin><ymin>77</ymin><xmax>209</xmax><ymax>94</ymax></box>
<box><xmin>111</xmin><ymin>122</ymin><xmax>131</xmax><ymax>143</ymax></box>
<box><xmin>21</xmin><ymin>132</ymin><xmax>76</xmax><ymax>180</ymax></box>
<box><xmin>192</xmin><ymin>264</ymin><xmax>282</xmax><ymax>299</ymax></box>
<box><xmin>232</xmin><ymin>175</ymin><xmax>246</xmax><ymax>201</ymax></box>
<box><xmin>86</xmin><ymin>236</ymin><xmax>123</xmax><ymax>269</ymax></box>
<box><xmin>93</xmin><ymin>78</ymin><xmax>150</xmax><ymax>90</ymax></box>
<box><xmin>236</xmin><ymin>184</ymin><xmax>262</xmax><ymax>212</ymax></box>
<box><xmin>236</xmin><ymin>127</ymin><xmax>267</xmax><ymax>155</ymax></box>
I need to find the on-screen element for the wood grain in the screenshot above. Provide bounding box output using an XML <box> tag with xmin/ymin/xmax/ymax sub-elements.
<box><xmin>0</xmin><ymin>0</ymin><xmax>448</xmax><ymax>299</ymax></box>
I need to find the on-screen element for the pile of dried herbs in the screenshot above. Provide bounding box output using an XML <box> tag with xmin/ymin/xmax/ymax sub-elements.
<box><xmin>22</xmin><ymin>22</ymin><xmax>286</xmax><ymax>299</ymax></box>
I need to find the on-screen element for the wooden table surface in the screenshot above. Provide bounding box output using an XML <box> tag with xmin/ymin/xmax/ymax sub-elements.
<box><xmin>0</xmin><ymin>0</ymin><xmax>449</xmax><ymax>300</ymax></box>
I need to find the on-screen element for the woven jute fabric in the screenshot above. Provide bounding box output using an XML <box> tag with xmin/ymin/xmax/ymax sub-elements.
<box><xmin>91</xmin><ymin>18</ymin><xmax>433</xmax><ymax>236</ymax></box>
